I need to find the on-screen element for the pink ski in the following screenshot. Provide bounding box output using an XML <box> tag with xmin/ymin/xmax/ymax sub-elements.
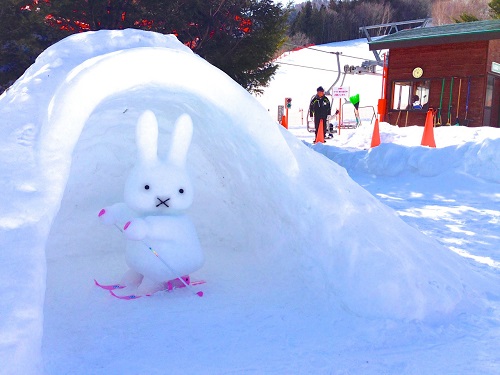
<box><xmin>107</xmin><ymin>277</ymin><xmax>205</xmax><ymax>300</ymax></box>
<box><xmin>109</xmin><ymin>290</ymin><xmax>146</xmax><ymax>300</ymax></box>
<box><xmin>94</xmin><ymin>279</ymin><xmax>126</xmax><ymax>290</ymax></box>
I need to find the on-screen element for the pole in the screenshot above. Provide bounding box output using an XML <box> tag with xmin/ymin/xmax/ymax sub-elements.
<box><xmin>464</xmin><ymin>77</ymin><xmax>471</xmax><ymax>126</ymax></box>
<box><xmin>436</xmin><ymin>78</ymin><xmax>445</xmax><ymax>126</ymax></box>
<box><xmin>338</xmin><ymin>98</ymin><xmax>342</xmax><ymax>135</ymax></box>
<box><xmin>380</xmin><ymin>53</ymin><xmax>388</xmax><ymax>122</ymax></box>
<box><xmin>455</xmin><ymin>78</ymin><xmax>462</xmax><ymax>125</ymax></box>
<box><xmin>114</xmin><ymin>223</ymin><xmax>203</xmax><ymax>297</ymax></box>
<box><xmin>381</xmin><ymin>53</ymin><xmax>386</xmax><ymax>100</ymax></box>
<box><xmin>326</xmin><ymin>52</ymin><xmax>342</xmax><ymax>95</ymax></box>
<box><xmin>446</xmin><ymin>77</ymin><xmax>454</xmax><ymax>126</ymax></box>
<box><xmin>285</xmin><ymin>105</ymin><xmax>289</xmax><ymax>129</ymax></box>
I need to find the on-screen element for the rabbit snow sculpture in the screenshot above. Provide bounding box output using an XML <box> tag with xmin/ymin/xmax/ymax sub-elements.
<box><xmin>98</xmin><ymin>110</ymin><xmax>204</xmax><ymax>295</ymax></box>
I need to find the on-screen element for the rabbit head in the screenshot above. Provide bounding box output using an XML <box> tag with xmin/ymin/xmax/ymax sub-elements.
<box><xmin>124</xmin><ymin>110</ymin><xmax>194</xmax><ymax>214</ymax></box>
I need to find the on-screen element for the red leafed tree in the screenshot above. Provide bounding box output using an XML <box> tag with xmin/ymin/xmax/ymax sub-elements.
<box><xmin>6</xmin><ymin>0</ymin><xmax>289</xmax><ymax>93</ymax></box>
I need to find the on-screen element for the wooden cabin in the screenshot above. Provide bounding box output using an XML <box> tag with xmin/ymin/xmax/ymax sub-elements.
<box><xmin>369</xmin><ymin>20</ymin><xmax>500</xmax><ymax>127</ymax></box>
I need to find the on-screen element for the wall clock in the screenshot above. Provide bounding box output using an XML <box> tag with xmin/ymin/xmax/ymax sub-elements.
<box><xmin>412</xmin><ymin>67</ymin><xmax>423</xmax><ymax>79</ymax></box>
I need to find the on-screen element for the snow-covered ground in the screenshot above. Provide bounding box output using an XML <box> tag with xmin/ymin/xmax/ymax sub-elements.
<box><xmin>0</xmin><ymin>29</ymin><xmax>498</xmax><ymax>374</ymax></box>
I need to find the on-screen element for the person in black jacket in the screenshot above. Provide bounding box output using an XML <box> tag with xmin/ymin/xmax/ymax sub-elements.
<box><xmin>309</xmin><ymin>86</ymin><xmax>331</xmax><ymax>141</ymax></box>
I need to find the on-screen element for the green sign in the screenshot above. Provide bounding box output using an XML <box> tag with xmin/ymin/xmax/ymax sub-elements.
<box><xmin>493</xmin><ymin>62</ymin><xmax>500</xmax><ymax>74</ymax></box>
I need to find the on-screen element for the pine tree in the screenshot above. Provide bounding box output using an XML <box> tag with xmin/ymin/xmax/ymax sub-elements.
<box><xmin>0</xmin><ymin>0</ymin><xmax>59</xmax><ymax>91</ymax></box>
<box><xmin>176</xmin><ymin>0</ymin><xmax>289</xmax><ymax>94</ymax></box>
<box><xmin>290</xmin><ymin>1</ymin><xmax>314</xmax><ymax>38</ymax></box>
<box><xmin>1</xmin><ymin>0</ymin><xmax>289</xmax><ymax>94</ymax></box>
<box><xmin>453</xmin><ymin>0</ymin><xmax>499</xmax><ymax>22</ymax></box>
<box><xmin>289</xmin><ymin>0</ymin><xmax>431</xmax><ymax>44</ymax></box>
<box><xmin>44</xmin><ymin>0</ymin><xmax>143</xmax><ymax>32</ymax></box>
<box><xmin>454</xmin><ymin>13</ymin><xmax>480</xmax><ymax>22</ymax></box>
<box><xmin>489</xmin><ymin>0</ymin><xmax>500</xmax><ymax>18</ymax></box>
<box><xmin>137</xmin><ymin>0</ymin><xmax>289</xmax><ymax>94</ymax></box>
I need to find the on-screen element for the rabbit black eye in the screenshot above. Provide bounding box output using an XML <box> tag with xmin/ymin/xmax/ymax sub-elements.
<box><xmin>144</xmin><ymin>185</ymin><xmax>150</xmax><ymax>190</ymax></box>
<box><xmin>179</xmin><ymin>189</ymin><xmax>184</xmax><ymax>194</ymax></box>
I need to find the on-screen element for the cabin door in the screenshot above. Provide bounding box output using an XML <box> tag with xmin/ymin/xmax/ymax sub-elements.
<box><xmin>484</xmin><ymin>74</ymin><xmax>500</xmax><ymax>127</ymax></box>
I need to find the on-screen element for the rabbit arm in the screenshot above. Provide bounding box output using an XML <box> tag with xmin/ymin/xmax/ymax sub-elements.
<box><xmin>123</xmin><ymin>218</ymin><xmax>148</xmax><ymax>241</ymax></box>
<box><xmin>98</xmin><ymin>202</ymin><xmax>131</xmax><ymax>225</ymax></box>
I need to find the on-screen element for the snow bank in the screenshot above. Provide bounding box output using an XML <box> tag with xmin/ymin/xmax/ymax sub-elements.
<box><xmin>0</xmin><ymin>29</ymin><xmax>490</xmax><ymax>373</ymax></box>
<box><xmin>0</xmin><ymin>29</ymin><xmax>192</xmax><ymax>375</ymax></box>
<box><xmin>315</xmin><ymin>122</ymin><xmax>500</xmax><ymax>183</ymax></box>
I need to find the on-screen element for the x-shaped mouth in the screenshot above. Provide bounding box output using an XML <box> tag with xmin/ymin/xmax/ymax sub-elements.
<box><xmin>156</xmin><ymin>197</ymin><xmax>170</xmax><ymax>208</ymax></box>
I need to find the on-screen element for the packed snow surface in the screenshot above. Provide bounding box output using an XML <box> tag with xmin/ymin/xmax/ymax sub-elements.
<box><xmin>0</xmin><ymin>29</ymin><xmax>498</xmax><ymax>374</ymax></box>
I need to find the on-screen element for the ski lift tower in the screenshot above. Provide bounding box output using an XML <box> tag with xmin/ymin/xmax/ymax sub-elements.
<box><xmin>360</xmin><ymin>18</ymin><xmax>432</xmax><ymax>67</ymax></box>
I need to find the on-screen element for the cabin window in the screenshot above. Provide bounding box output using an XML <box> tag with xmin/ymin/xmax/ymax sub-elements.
<box><xmin>391</xmin><ymin>80</ymin><xmax>430</xmax><ymax>111</ymax></box>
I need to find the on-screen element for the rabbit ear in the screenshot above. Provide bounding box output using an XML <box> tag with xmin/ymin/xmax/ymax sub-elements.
<box><xmin>167</xmin><ymin>114</ymin><xmax>193</xmax><ymax>168</ymax></box>
<box><xmin>136</xmin><ymin>110</ymin><xmax>159</xmax><ymax>163</ymax></box>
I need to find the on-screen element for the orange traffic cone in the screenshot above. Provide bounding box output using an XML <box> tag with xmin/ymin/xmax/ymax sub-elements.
<box><xmin>370</xmin><ymin>118</ymin><xmax>381</xmax><ymax>148</ymax></box>
<box><xmin>281</xmin><ymin>115</ymin><xmax>287</xmax><ymax>129</ymax></box>
<box><xmin>314</xmin><ymin>119</ymin><xmax>325</xmax><ymax>143</ymax></box>
<box><xmin>421</xmin><ymin>110</ymin><xmax>436</xmax><ymax>148</ymax></box>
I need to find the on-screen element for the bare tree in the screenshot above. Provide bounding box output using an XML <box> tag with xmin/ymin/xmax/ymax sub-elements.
<box><xmin>275</xmin><ymin>32</ymin><xmax>312</xmax><ymax>59</ymax></box>
<box><xmin>432</xmin><ymin>0</ymin><xmax>490</xmax><ymax>25</ymax></box>
<box><xmin>356</xmin><ymin>2</ymin><xmax>393</xmax><ymax>27</ymax></box>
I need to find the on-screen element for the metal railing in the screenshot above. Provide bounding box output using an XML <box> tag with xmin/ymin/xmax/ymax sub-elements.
<box><xmin>340</xmin><ymin>104</ymin><xmax>376</xmax><ymax>128</ymax></box>
<box><xmin>306</xmin><ymin>105</ymin><xmax>376</xmax><ymax>132</ymax></box>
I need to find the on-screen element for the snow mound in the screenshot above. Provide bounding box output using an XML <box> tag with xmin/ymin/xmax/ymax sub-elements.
<box><xmin>0</xmin><ymin>29</ymin><xmax>489</xmax><ymax>373</ymax></box>
<box><xmin>0</xmin><ymin>29</ymin><xmax>192</xmax><ymax>225</ymax></box>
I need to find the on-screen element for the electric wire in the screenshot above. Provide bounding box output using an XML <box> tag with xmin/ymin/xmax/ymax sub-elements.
<box><xmin>283</xmin><ymin>42</ymin><xmax>372</xmax><ymax>61</ymax></box>
<box><xmin>275</xmin><ymin>61</ymin><xmax>341</xmax><ymax>73</ymax></box>
<box><xmin>275</xmin><ymin>60</ymin><xmax>381</xmax><ymax>76</ymax></box>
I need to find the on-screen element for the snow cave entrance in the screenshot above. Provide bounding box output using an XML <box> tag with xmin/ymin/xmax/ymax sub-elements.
<box><xmin>43</xmin><ymin>91</ymin><xmax>205</xmax><ymax>305</ymax></box>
